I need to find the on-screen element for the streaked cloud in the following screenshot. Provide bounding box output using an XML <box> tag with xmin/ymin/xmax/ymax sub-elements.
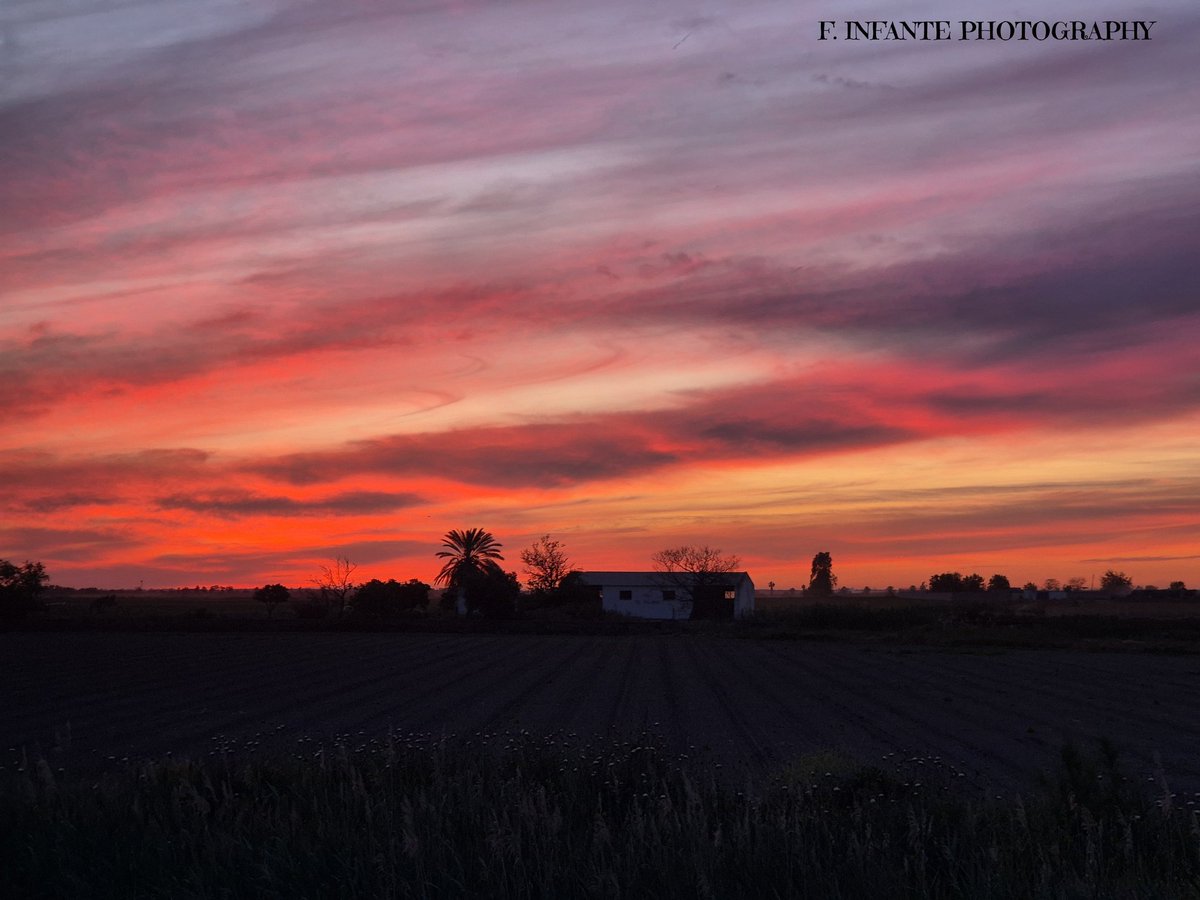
<box><xmin>155</xmin><ymin>490</ymin><xmax>426</xmax><ymax>518</ymax></box>
<box><xmin>3</xmin><ymin>0</ymin><xmax>1198</xmax><ymax>587</ymax></box>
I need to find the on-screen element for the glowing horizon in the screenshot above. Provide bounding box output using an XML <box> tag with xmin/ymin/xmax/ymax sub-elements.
<box><xmin>3</xmin><ymin>0</ymin><xmax>1199</xmax><ymax>591</ymax></box>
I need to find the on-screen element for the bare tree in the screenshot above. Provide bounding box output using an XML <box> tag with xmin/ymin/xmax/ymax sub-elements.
<box><xmin>653</xmin><ymin>544</ymin><xmax>740</xmax><ymax>594</ymax></box>
<box><xmin>653</xmin><ymin>544</ymin><xmax>742</xmax><ymax>619</ymax></box>
<box><xmin>520</xmin><ymin>534</ymin><xmax>573</xmax><ymax>596</ymax></box>
<box><xmin>653</xmin><ymin>545</ymin><xmax>740</xmax><ymax>575</ymax></box>
<box><xmin>313</xmin><ymin>556</ymin><xmax>357</xmax><ymax>617</ymax></box>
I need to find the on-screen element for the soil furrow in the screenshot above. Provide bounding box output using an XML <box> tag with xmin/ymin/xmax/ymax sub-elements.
<box><xmin>751</xmin><ymin>642</ymin><xmax>1033</xmax><ymax>789</ymax></box>
<box><xmin>6</xmin><ymin>633</ymin><xmax>1200</xmax><ymax>793</ymax></box>
<box><xmin>604</xmin><ymin>639</ymin><xmax>643</xmax><ymax>735</ymax></box>
<box><xmin>681</xmin><ymin>638</ymin><xmax>771</xmax><ymax>770</ymax></box>
<box><xmin>478</xmin><ymin>637</ymin><xmax>594</xmax><ymax>733</ymax></box>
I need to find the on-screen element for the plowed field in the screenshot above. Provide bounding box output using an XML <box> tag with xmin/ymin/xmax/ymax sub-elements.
<box><xmin>4</xmin><ymin>632</ymin><xmax>1198</xmax><ymax>794</ymax></box>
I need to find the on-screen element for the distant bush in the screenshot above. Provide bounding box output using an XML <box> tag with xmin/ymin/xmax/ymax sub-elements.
<box><xmin>522</xmin><ymin>571</ymin><xmax>602</xmax><ymax>615</ymax></box>
<box><xmin>929</xmin><ymin>572</ymin><xmax>985</xmax><ymax>592</ymax></box>
<box><xmin>353</xmin><ymin>579</ymin><xmax>430</xmax><ymax>619</ymax></box>
<box><xmin>253</xmin><ymin>584</ymin><xmax>290</xmax><ymax>618</ymax></box>
<box><xmin>443</xmin><ymin>568</ymin><xmax>521</xmax><ymax>619</ymax></box>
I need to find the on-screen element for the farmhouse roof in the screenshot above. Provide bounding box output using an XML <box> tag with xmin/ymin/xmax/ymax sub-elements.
<box><xmin>579</xmin><ymin>571</ymin><xmax>753</xmax><ymax>587</ymax></box>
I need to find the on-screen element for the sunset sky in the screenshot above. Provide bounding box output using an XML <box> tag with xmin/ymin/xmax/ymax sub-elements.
<box><xmin>3</xmin><ymin>0</ymin><xmax>1198</xmax><ymax>590</ymax></box>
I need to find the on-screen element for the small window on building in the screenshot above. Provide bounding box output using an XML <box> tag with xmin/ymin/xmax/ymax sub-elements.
<box><xmin>619</xmin><ymin>589</ymin><xmax>632</xmax><ymax>600</ymax></box>
<box><xmin>662</xmin><ymin>590</ymin><xmax>676</xmax><ymax>601</ymax></box>
<box><xmin>724</xmin><ymin>590</ymin><xmax>736</xmax><ymax>600</ymax></box>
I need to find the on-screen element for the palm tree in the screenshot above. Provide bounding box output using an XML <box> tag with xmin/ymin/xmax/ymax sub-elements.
<box><xmin>435</xmin><ymin>528</ymin><xmax>504</xmax><ymax>588</ymax></box>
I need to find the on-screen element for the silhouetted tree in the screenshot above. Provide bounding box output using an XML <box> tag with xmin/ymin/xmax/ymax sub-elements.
<box><xmin>1043</xmin><ymin>578</ymin><xmax>1062</xmax><ymax>591</ymax></box>
<box><xmin>929</xmin><ymin>572</ymin><xmax>963</xmax><ymax>592</ymax></box>
<box><xmin>520</xmin><ymin>535</ymin><xmax>574</xmax><ymax>597</ymax></box>
<box><xmin>254</xmin><ymin>583</ymin><xmax>290</xmax><ymax>618</ymax></box>
<box><xmin>313</xmin><ymin>556</ymin><xmax>357</xmax><ymax>617</ymax></box>
<box><xmin>447</xmin><ymin>567</ymin><xmax>520</xmax><ymax>618</ymax></box>
<box><xmin>1100</xmin><ymin>570</ymin><xmax>1133</xmax><ymax>591</ymax></box>
<box><xmin>436</xmin><ymin>528</ymin><xmax>505</xmax><ymax>614</ymax></box>
<box><xmin>652</xmin><ymin>545</ymin><xmax>742</xmax><ymax>617</ymax></box>
<box><xmin>354</xmin><ymin>578</ymin><xmax>430</xmax><ymax>618</ymax></box>
<box><xmin>1022</xmin><ymin>582</ymin><xmax>1038</xmax><ymax>592</ymax></box>
<box><xmin>652</xmin><ymin>544</ymin><xmax>741</xmax><ymax>617</ymax></box>
<box><xmin>808</xmin><ymin>552</ymin><xmax>836</xmax><ymax>597</ymax></box>
<box><xmin>929</xmin><ymin>572</ymin><xmax>985</xmax><ymax>592</ymax></box>
<box><xmin>1064</xmin><ymin>577</ymin><xmax>1088</xmax><ymax>591</ymax></box>
<box><xmin>0</xmin><ymin>559</ymin><xmax>47</xmax><ymax>620</ymax></box>
<box><xmin>1170</xmin><ymin>581</ymin><xmax>1187</xmax><ymax>591</ymax></box>
<box><xmin>987</xmin><ymin>574</ymin><xmax>1011</xmax><ymax>592</ymax></box>
<box><xmin>652</xmin><ymin>545</ymin><xmax>741</xmax><ymax>580</ymax></box>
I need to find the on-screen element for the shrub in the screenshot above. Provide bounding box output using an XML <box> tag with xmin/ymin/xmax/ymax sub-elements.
<box><xmin>354</xmin><ymin>579</ymin><xmax>430</xmax><ymax>619</ymax></box>
<box><xmin>253</xmin><ymin>583</ymin><xmax>290</xmax><ymax>618</ymax></box>
<box><xmin>450</xmin><ymin>568</ymin><xmax>521</xmax><ymax>618</ymax></box>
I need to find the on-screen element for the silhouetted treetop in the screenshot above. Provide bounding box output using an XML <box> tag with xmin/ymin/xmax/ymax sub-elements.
<box><xmin>928</xmin><ymin>572</ymin><xmax>984</xmax><ymax>592</ymax></box>
<box><xmin>254</xmin><ymin>583</ymin><xmax>290</xmax><ymax>618</ymax></box>
<box><xmin>809</xmin><ymin>552</ymin><xmax>836</xmax><ymax>597</ymax></box>
<box><xmin>521</xmin><ymin>535</ymin><xmax>574</xmax><ymax>596</ymax></box>
<box><xmin>435</xmin><ymin>528</ymin><xmax>504</xmax><ymax>588</ymax></box>
<box><xmin>1101</xmin><ymin>570</ymin><xmax>1133</xmax><ymax>590</ymax></box>
<box><xmin>1</xmin><ymin>559</ymin><xmax>47</xmax><ymax>620</ymax></box>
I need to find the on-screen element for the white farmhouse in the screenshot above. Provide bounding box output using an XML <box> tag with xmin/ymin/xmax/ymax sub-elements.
<box><xmin>578</xmin><ymin>571</ymin><xmax>755</xmax><ymax>620</ymax></box>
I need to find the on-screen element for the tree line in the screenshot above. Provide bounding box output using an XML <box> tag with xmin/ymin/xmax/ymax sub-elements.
<box><xmin>924</xmin><ymin>570</ymin><xmax>1136</xmax><ymax>594</ymax></box>
<box><xmin>3</xmin><ymin>541</ymin><xmax>1189</xmax><ymax>623</ymax></box>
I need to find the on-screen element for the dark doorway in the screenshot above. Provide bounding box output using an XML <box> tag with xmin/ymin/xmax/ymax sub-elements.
<box><xmin>691</xmin><ymin>584</ymin><xmax>735</xmax><ymax>620</ymax></box>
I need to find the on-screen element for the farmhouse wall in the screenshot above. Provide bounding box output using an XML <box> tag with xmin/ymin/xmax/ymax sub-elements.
<box><xmin>580</xmin><ymin>571</ymin><xmax>755</xmax><ymax>620</ymax></box>
<box><xmin>601</xmin><ymin>583</ymin><xmax>693</xmax><ymax>620</ymax></box>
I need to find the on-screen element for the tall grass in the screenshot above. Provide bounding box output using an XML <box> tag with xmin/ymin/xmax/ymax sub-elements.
<box><xmin>3</xmin><ymin>735</ymin><xmax>1199</xmax><ymax>898</ymax></box>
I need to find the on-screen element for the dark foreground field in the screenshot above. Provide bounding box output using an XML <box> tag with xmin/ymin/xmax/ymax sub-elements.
<box><xmin>4</xmin><ymin>632</ymin><xmax>1199</xmax><ymax>795</ymax></box>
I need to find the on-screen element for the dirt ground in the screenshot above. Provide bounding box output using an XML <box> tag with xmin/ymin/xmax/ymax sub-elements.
<box><xmin>4</xmin><ymin>632</ymin><xmax>1198</xmax><ymax>797</ymax></box>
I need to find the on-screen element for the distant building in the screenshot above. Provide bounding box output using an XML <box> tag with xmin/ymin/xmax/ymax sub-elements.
<box><xmin>578</xmin><ymin>571</ymin><xmax>755</xmax><ymax>620</ymax></box>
